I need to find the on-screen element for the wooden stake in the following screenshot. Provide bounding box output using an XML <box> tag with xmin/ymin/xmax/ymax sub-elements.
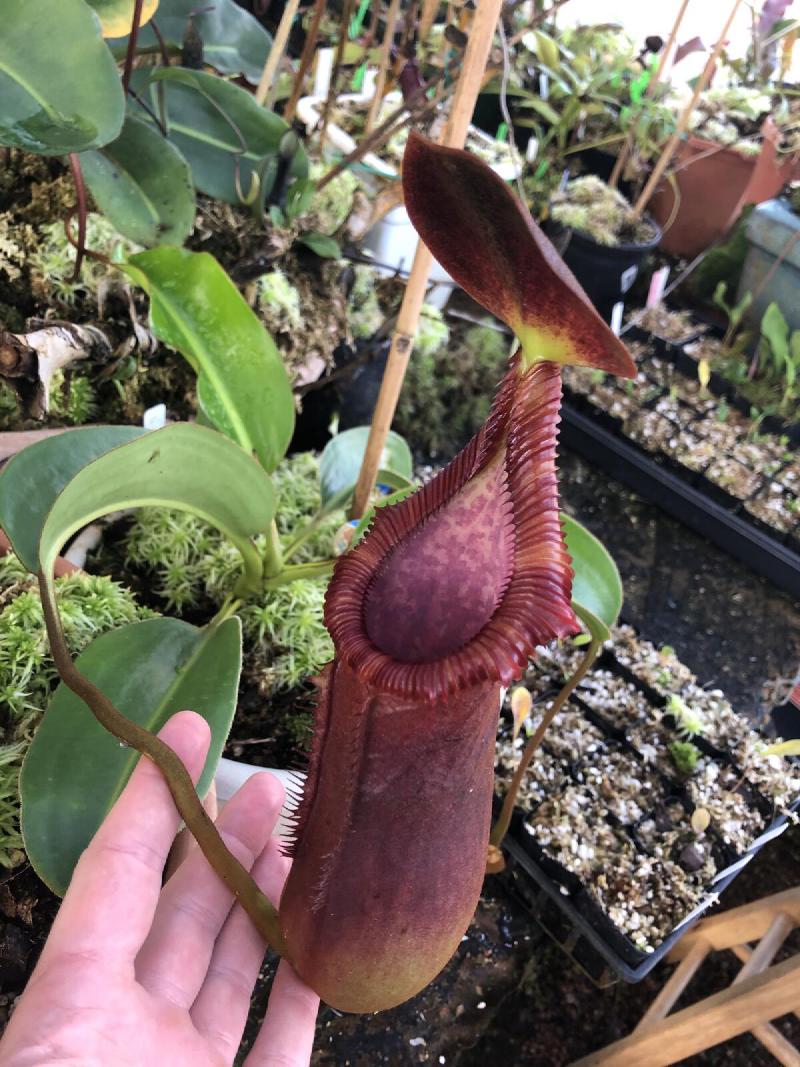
<box><xmin>255</xmin><ymin>0</ymin><xmax>302</xmax><ymax>109</ymax></box>
<box><xmin>365</xmin><ymin>0</ymin><xmax>401</xmax><ymax>134</ymax></box>
<box><xmin>319</xmin><ymin>0</ymin><xmax>356</xmax><ymax>149</ymax></box>
<box><xmin>633</xmin><ymin>0</ymin><xmax>743</xmax><ymax>218</ymax></box>
<box><xmin>350</xmin><ymin>0</ymin><xmax>504</xmax><ymax>518</ymax></box>
<box><xmin>608</xmin><ymin>0</ymin><xmax>691</xmax><ymax>189</ymax></box>
<box><xmin>419</xmin><ymin>0</ymin><xmax>440</xmax><ymax>45</ymax></box>
<box><xmin>284</xmin><ymin>0</ymin><xmax>327</xmax><ymax>123</ymax></box>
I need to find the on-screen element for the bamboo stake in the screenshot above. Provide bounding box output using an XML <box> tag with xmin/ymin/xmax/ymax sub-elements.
<box><xmin>255</xmin><ymin>0</ymin><xmax>302</xmax><ymax>109</ymax></box>
<box><xmin>350</xmin><ymin>0</ymin><xmax>504</xmax><ymax>518</ymax></box>
<box><xmin>365</xmin><ymin>0</ymin><xmax>402</xmax><ymax>133</ymax></box>
<box><xmin>419</xmin><ymin>0</ymin><xmax>439</xmax><ymax>45</ymax></box>
<box><xmin>608</xmin><ymin>0</ymin><xmax>691</xmax><ymax>189</ymax></box>
<box><xmin>284</xmin><ymin>0</ymin><xmax>327</xmax><ymax>123</ymax></box>
<box><xmin>319</xmin><ymin>0</ymin><xmax>356</xmax><ymax>149</ymax></box>
<box><xmin>632</xmin><ymin>0</ymin><xmax>743</xmax><ymax>218</ymax></box>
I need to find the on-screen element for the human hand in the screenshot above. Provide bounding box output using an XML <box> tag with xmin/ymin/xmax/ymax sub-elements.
<box><xmin>0</xmin><ymin>711</ymin><xmax>319</xmax><ymax>1067</ymax></box>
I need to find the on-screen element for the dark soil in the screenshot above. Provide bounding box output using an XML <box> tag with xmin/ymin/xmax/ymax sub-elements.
<box><xmin>236</xmin><ymin>825</ymin><xmax>800</xmax><ymax>1067</ymax></box>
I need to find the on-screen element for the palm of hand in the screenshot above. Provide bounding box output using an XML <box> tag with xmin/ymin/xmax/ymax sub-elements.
<box><xmin>0</xmin><ymin>713</ymin><xmax>318</xmax><ymax>1067</ymax></box>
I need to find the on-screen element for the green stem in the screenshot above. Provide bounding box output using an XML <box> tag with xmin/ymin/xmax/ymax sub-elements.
<box><xmin>263</xmin><ymin>520</ymin><xmax>284</xmax><ymax>579</ymax></box>
<box><xmin>210</xmin><ymin>594</ymin><xmax>241</xmax><ymax>626</ymax></box>
<box><xmin>489</xmin><ymin>633</ymin><xmax>603</xmax><ymax>850</ymax></box>
<box><xmin>282</xmin><ymin>508</ymin><xmax>330</xmax><ymax>562</ymax></box>
<box><xmin>263</xmin><ymin>558</ymin><xmax>336</xmax><ymax>589</ymax></box>
<box><xmin>37</xmin><ymin>572</ymin><xmax>287</xmax><ymax>957</ymax></box>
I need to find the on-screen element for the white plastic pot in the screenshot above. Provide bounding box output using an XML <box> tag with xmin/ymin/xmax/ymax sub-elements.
<box><xmin>359</xmin><ymin>204</ymin><xmax>455</xmax><ymax>308</ymax></box>
<box><xmin>214</xmin><ymin>758</ymin><xmax>304</xmax><ymax>838</ymax></box>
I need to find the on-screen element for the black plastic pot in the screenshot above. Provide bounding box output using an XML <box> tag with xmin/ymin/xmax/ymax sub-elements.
<box><xmin>547</xmin><ymin>220</ymin><xmax>662</xmax><ymax>323</ymax></box>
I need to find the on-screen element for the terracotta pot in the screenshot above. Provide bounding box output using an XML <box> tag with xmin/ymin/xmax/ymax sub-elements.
<box><xmin>649</xmin><ymin>117</ymin><xmax>800</xmax><ymax>258</ymax></box>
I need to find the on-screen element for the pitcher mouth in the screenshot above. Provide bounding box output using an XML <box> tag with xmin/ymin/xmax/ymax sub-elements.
<box><xmin>325</xmin><ymin>357</ymin><xmax>577</xmax><ymax>703</ymax></box>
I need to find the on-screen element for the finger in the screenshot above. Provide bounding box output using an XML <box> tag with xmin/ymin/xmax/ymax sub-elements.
<box><xmin>136</xmin><ymin>771</ymin><xmax>283</xmax><ymax>1009</ymax></box>
<box><xmin>38</xmin><ymin>711</ymin><xmax>210</xmax><ymax>972</ymax></box>
<box><xmin>165</xmin><ymin>780</ymin><xmax>218</xmax><ymax>878</ymax></box>
<box><xmin>191</xmin><ymin>836</ymin><xmax>292</xmax><ymax>1059</ymax></box>
<box><xmin>244</xmin><ymin>959</ymin><xmax>319</xmax><ymax>1067</ymax></box>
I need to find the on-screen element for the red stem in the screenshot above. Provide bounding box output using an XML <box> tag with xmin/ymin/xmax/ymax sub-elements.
<box><xmin>67</xmin><ymin>154</ymin><xmax>88</xmax><ymax>283</ymax></box>
<box><xmin>122</xmin><ymin>0</ymin><xmax>146</xmax><ymax>95</ymax></box>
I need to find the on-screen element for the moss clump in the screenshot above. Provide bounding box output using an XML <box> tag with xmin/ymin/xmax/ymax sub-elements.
<box><xmin>306</xmin><ymin>164</ymin><xmax>359</xmax><ymax>235</ymax></box>
<box><xmin>415</xmin><ymin>305</ymin><xmax>449</xmax><ymax>359</ymax></box>
<box><xmin>119</xmin><ymin>452</ymin><xmax>340</xmax><ymax>692</ymax></box>
<box><xmin>668</xmin><ymin>739</ymin><xmax>701</xmax><ymax>776</ymax></box>
<box><xmin>395</xmin><ymin>322</ymin><xmax>511</xmax><ymax>459</ymax></box>
<box><xmin>28</xmin><ymin>213</ymin><xmax>140</xmax><ymax>306</ymax></box>
<box><xmin>348</xmin><ymin>264</ymin><xmax>385</xmax><ymax>340</ymax></box>
<box><xmin>48</xmin><ymin>371</ymin><xmax>96</xmax><ymax>425</ymax></box>
<box><xmin>0</xmin><ymin>213</ymin><xmax>36</xmax><ymax>283</ymax></box>
<box><xmin>0</xmin><ymin>556</ymin><xmax>154</xmax><ymax>867</ymax></box>
<box><xmin>258</xmin><ymin>269</ymin><xmax>303</xmax><ymax>333</ymax></box>
<box><xmin>0</xmin><ymin>380</ymin><xmax>21</xmax><ymax>430</ymax></box>
<box><xmin>550</xmin><ymin>176</ymin><xmax>655</xmax><ymax>247</ymax></box>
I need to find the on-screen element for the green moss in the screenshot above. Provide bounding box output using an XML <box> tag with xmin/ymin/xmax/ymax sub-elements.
<box><xmin>120</xmin><ymin>452</ymin><xmax>340</xmax><ymax>690</ymax></box>
<box><xmin>415</xmin><ymin>305</ymin><xmax>450</xmax><ymax>359</ymax></box>
<box><xmin>0</xmin><ymin>557</ymin><xmax>153</xmax><ymax>868</ymax></box>
<box><xmin>0</xmin><ymin>380</ymin><xmax>21</xmax><ymax>430</ymax></box>
<box><xmin>28</xmin><ymin>213</ymin><xmax>140</xmax><ymax>306</ymax></box>
<box><xmin>348</xmin><ymin>264</ymin><xmax>385</xmax><ymax>340</ymax></box>
<box><xmin>307</xmin><ymin>163</ymin><xmax>359</xmax><ymax>235</ymax></box>
<box><xmin>257</xmin><ymin>269</ymin><xmax>302</xmax><ymax>333</ymax></box>
<box><xmin>668</xmin><ymin>739</ymin><xmax>701</xmax><ymax>776</ymax></box>
<box><xmin>48</xmin><ymin>371</ymin><xmax>96</xmax><ymax>425</ymax></box>
<box><xmin>395</xmin><ymin>322</ymin><xmax>511</xmax><ymax>459</ymax></box>
<box><xmin>550</xmin><ymin>176</ymin><xmax>654</xmax><ymax>247</ymax></box>
<box><xmin>0</xmin><ymin>213</ymin><xmax>35</xmax><ymax>283</ymax></box>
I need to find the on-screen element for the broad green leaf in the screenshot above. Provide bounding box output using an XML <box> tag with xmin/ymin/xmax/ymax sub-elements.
<box><xmin>123</xmin><ymin>248</ymin><xmax>294</xmax><ymax>470</ymax></box>
<box><xmin>298</xmin><ymin>233</ymin><xmax>341</xmax><ymax>259</ymax></box>
<box><xmin>319</xmin><ymin>428</ymin><xmax>413</xmax><ymax>512</ymax></box>
<box><xmin>109</xmin><ymin>0</ymin><xmax>272</xmax><ymax>83</ymax></box>
<box><xmin>0</xmin><ymin>426</ymin><xmax>145</xmax><ymax>572</ymax></box>
<box><xmin>0</xmin><ymin>0</ymin><xmax>124</xmax><ymax>154</ymax></box>
<box><xmin>21</xmin><ymin>616</ymin><xmax>241</xmax><ymax>895</ymax></box>
<box><xmin>80</xmin><ymin>114</ymin><xmax>195</xmax><ymax>247</ymax></box>
<box><xmin>562</xmin><ymin>513</ymin><xmax>623</xmax><ymax>640</ymax></box>
<box><xmin>86</xmin><ymin>0</ymin><xmax>159</xmax><ymax>36</ymax></box>
<box><xmin>38</xmin><ymin>423</ymin><xmax>275</xmax><ymax>598</ymax></box>
<box><xmin>129</xmin><ymin>67</ymin><xmax>307</xmax><ymax>206</ymax></box>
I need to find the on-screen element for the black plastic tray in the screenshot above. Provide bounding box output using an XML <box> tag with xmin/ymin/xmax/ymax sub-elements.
<box><xmin>496</xmin><ymin>657</ymin><xmax>800</xmax><ymax>985</ymax></box>
<box><xmin>626</xmin><ymin>323</ymin><xmax>800</xmax><ymax>447</ymax></box>
<box><xmin>559</xmin><ymin>402</ymin><xmax>800</xmax><ymax>598</ymax></box>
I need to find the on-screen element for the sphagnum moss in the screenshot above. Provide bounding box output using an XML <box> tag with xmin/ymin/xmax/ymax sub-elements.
<box><xmin>119</xmin><ymin>452</ymin><xmax>338</xmax><ymax>692</ymax></box>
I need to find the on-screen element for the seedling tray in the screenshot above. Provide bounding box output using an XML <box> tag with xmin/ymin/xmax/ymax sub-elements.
<box><xmin>559</xmin><ymin>402</ymin><xmax>800</xmax><ymax>598</ymax></box>
<box><xmin>626</xmin><ymin>322</ymin><xmax>800</xmax><ymax>447</ymax></box>
<box><xmin>496</xmin><ymin>650</ymin><xmax>800</xmax><ymax>985</ymax></box>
